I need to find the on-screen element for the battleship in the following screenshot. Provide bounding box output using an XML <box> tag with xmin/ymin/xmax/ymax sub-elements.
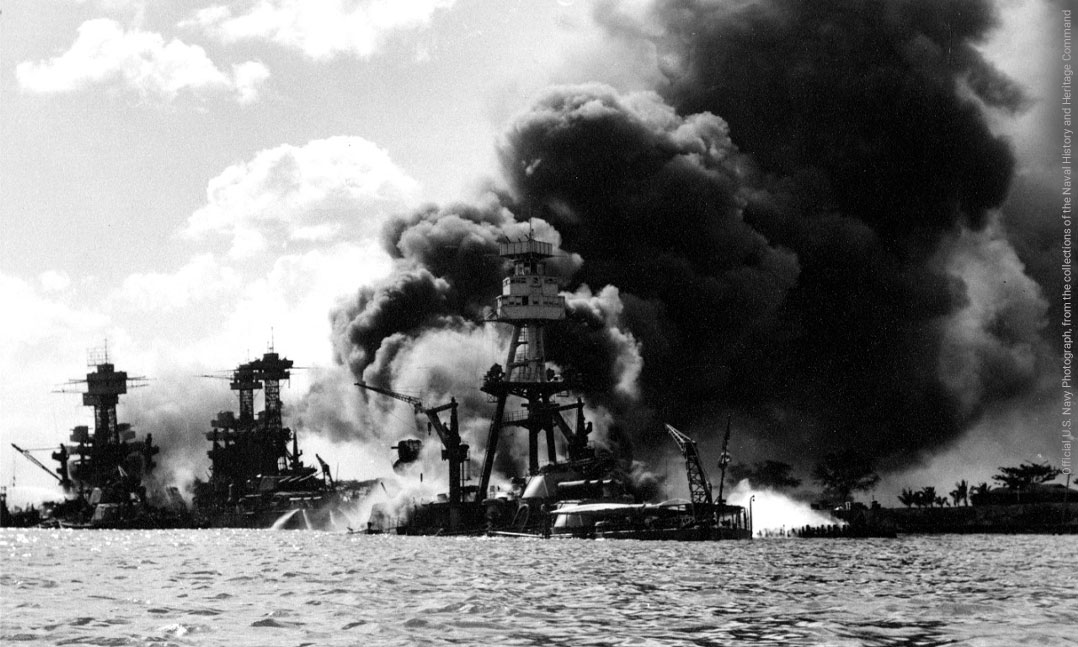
<box><xmin>5</xmin><ymin>347</ymin><xmax>372</xmax><ymax>530</ymax></box>
<box><xmin>7</xmin><ymin>238</ymin><xmax>749</xmax><ymax>538</ymax></box>
<box><xmin>191</xmin><ymin>350</ymin><xmax>372</xmax><ymax>529</ymax></box>
<box><xmin>363</xmin><ymin>235</ymin><xmax>751</xmax><ymax>540</ymax></box>
<box><xmin>8</xmin><ymin>347</ymin><xmax>188</xmax><ymax>529</ymax></box>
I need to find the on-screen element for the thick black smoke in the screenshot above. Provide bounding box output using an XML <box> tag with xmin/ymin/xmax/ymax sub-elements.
<box><xmin>637</xmin><ymin>0</ymin><xmax>1023</xmax><ymax>235</ymax></box>
<box><xmin>503</xmin><ymin>0</ymin><xmax>1041</xmax><ymax>468</ymax></box>
<box><xmin>329</xmin><ymin>0</ymin><xmax>1049</xmax><ymax>478</ymax></box>
<box><xmin>329</xmin><ymin>197</ymin><xmax>640</xmax><ymax>467</ymax></box>
<box><xmin>543</xmin><ymin>0</ymin><xmax>1039</xmax><ymax>465</ymax></box>
<box><xmin>334</xmin><ymin>199</ymin><xmax>518</xmax><ymax>382</ymax></box>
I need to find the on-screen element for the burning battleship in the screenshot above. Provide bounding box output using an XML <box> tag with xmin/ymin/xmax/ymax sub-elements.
<box><xmin>9</xmin><ymin>346</ymin><xmax>187</xmax><ymax>528</ymax></box>
<box><xmin>191</xmin><ymin>349</ymin><xmax>370</xmax><ymax>529</ymax></box>
<box><xmin>362</xmin><ymin>235</ymin><xmax>751</xmax><ymax>540</ymax></box>
<box><xmin>7</xmin><ymin>239</ymin><xmax>750</xmax><ymax>538</ymax></box>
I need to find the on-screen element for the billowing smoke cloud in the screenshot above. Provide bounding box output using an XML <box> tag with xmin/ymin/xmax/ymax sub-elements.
<box><xmin>321</xmin><ymin>193</ymin><xmax>645</xmax><ymax>479</ymax></box>
<box><xmin>123</xmin><ymin>369</ymin><xmax>236</xmax><ymax>499</ymax></box>
<box><xmin>322</xmin><ymin>0</ymin><xmax>1051</xmax><ymax>488</ymax></box>
<box><xmin>500</xmin><ymin>85</ymin><xmax>799</xmax><ymax>446</ymax></box>
<box><xmin>516</xmin><ymin>0</ymin><xmax>1045</xmax><ymax>469</ymax></box>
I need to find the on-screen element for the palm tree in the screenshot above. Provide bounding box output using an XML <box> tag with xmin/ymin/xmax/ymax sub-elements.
<box><xmin>898</xmin><ymin>488</ymin><xmax>916</xmax><ymax>508</ymax></box>
<box><xmin>919</xmin><ymin>486</ymin><xmax>937</xmax><ymax>508</ymax></box>
<box><xmin>954</xmin><ymin>479</ymin><xmax>969</xmax><ymax>506</ymax></box>
<box><xmin>934</xmin><ymin>496</ymin><xmax>949</xmax><ymax>507</ymax></box>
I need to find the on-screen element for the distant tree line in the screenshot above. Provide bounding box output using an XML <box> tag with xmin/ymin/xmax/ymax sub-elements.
<box><xmin>897</xmin><ymin>462</ymin><xmax>1063</xmax><ymax>507</ymax></box>
<box><xmin>726</xmin><ymin>455</ymin><xmax>1065</xmax><ymax>509</ymax></box>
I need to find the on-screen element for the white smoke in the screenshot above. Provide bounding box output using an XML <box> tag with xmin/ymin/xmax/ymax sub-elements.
<box><xmin>726</xmin><ymin>479</ymin><xmax>836</xmax><ymax>535</ymax></box>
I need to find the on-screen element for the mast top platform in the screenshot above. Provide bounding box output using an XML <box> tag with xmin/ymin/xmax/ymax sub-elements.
<box><xmin>499</xmin><ymin>237</ymin><xmax>554</xmax><ymax>259</ymax></box>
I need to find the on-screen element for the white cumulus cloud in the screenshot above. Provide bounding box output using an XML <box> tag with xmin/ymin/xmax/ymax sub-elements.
<box><xmin>187</xmin><ymin>0</ymin><xmax>456</xmax><ymax>61</ymax></box>
<box><xmin>115</xmin><ymin>254</ymin><xmax>243</xmax><ymax>311</ymax></box>
<box><xmin>0</xmin><ymin>274</ymin><xmax>110</xmax><ymax>357</ymax></box>
<box><xmin>185</xmin><ymin>135</ymin><xmax>421</xmax><ymax>258</ymax></box>
<box><xmin>39</xmin><ymin>270</ymin><xmax>72</xmax><ymax>293</ymax></box>
<box><xmin>16</xmin><ymin>18</ymin><xmax>269</xmax><ymax>104</ymax></box>
<box><xmin>232</xmin><ymin>60</ymin><xmax>272</xmax><ymax>104</ymax></box>
<box><xmin>220</xmin><ymin>241</ymin><xmax>394</xmax><ymax>365</ymax></box>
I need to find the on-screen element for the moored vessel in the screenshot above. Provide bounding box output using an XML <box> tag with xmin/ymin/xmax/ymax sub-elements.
<box><xmin>365</xmin><ymin>234</ymin><xmax>751</xmax><ymax>540</ymax></box>
<box><xmin>192</xmin><ymin>349</ymin><xmax>364</xmax><ymax>529</ymax></box>
<box><xmin>12</xmin><ymin>347</ymin><xmax>189</xmax><ymax>529</ymax></box>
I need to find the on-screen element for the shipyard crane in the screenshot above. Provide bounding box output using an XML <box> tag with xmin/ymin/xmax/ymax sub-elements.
<box><xmin>315</xmin><ymin>454</ymin><xmax>335</xmax><ymax>487</ymax></box>
<box><xmin>663</xmin><ymin>424</ymin><xmax>716</xmax><ymax>527</ymax></box>
<box><xmin>716</xmin><ymin>415</ymin><xmax>733</xmax><ymax>504</ymax></box>
<box><xmin>355</xmin><ymin>382</ymin><xmax>468</xmax><ymax>511</ymax></box>
<box><xmin>10</xmin><ymin>444</ymin><xmax>63</xmax><ymax>485</ymax></box>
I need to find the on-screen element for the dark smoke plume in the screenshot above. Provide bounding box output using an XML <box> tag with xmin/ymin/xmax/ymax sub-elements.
<box><xmin>564</xmin><ymin>0</ymin><xmax>1043</xmax><ymax>467</ymax></box>
<box><xmin>327</xmin><ymin>197</ymin><xmax>645</xmax><ymax>474</ymax></box>
<box><xmin>325</xmin><ymin>0</ymin><xmax>1050</xmax><ymax>481</ymax></box>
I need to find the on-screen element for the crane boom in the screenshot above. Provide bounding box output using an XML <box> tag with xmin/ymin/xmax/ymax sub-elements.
<box><xmin>716</xmin><ymin>415</ymin><xmax>732</xmax><ymax>504</ymax></box>
<box><xmin>356</xmin><ymin>382</ymin><xmax>452</xmax><ymax>445</ymax></box>
<box><xmin>356</xmin><ymin>381</ymin><xmax>423</xmax><ymax>410</ymax></box>
<box><xmin>356</xmin><ymin>382</ymin><xmax>468</xmax><ymax>509</ymax></box>
<box><xmin>663</xmin><ymin>425</ymin><xmax>714</xmax><ymax>526</ymax></box>
<box><xmin>10</xmin><ymin>444</ymin><xmax>62</xmax><ymax>483</ymax></box>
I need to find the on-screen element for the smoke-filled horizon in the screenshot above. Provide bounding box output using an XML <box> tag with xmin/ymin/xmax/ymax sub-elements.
<box><xmin>304</xmin><ymin>0</ymin><xmax>1053</xmax><ymax>490</ymax></box>
<box><xmin>7</xmin><ymin>1</ymin><xmax>1061</xmax><ymax>508</ymax></box>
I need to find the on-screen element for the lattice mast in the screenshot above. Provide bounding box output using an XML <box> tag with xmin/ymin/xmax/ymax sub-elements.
<box><xmin>231</xmin><ymin>364</ymin><xmax>261</xmax><ymax>425</ymax></box>
<box><xmin>478</xmin><ymin>235</ymin><xmax>589</xmax><ymax>497</ymax></box>
<box><xmin>205</xmin><ymin>350</ymin><xmax>296</xmax><ymax>482</ymax></box>
<box><xmin>253</xmin><ymin>351</ymin><xmax>292</xmax><ymax>447</ymax></box>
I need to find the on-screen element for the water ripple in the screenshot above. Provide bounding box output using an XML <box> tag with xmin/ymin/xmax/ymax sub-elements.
<box><xmin>1</xmin><ymin>531</ymin><xmax>1074</xmax><ymax>646</ymax></box>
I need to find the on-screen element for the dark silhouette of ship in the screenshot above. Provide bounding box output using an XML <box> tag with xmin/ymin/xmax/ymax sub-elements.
<box><xmin>192</xmin><ymin>349</ymin><xmax>366</xmax><ymax>529</ymax></box>
<box><xmin>9</xmin><ymin>347</ymin><xmax>187</xmax><ymax>528</ymax></box>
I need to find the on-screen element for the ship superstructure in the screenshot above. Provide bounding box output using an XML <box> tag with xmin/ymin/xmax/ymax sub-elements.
<box><xmin>204</xmin><ymin>352</ymin><xmax>301</xmax><ymax>485</ymax></box>
<box><xmin>29</xmin><ymin>347</ymin><xmax>185</xmax><ymax>528</ymax></box>
<box><xmin>194</xmin><ymin>349</ymin><xmax>343</xmax><ymax>528</ymax></box>
<box><xmin>370</xmin><ymin>233</ymin><xmax>750</xmax><ymax>539</ymax></box>
<box><xmin>478</xmin><ymin>236</ymin><xmax>597</xmax><ymax>491</ymax></box>
<box><xmin>366</xmin><ymin>234</ymin><xmax>624</xmax><ymax>535</ymax></box>
<box><xmin>64</xmin><ymin>349</ymin><xmax>158</xmax><ymax>498</ymax></box>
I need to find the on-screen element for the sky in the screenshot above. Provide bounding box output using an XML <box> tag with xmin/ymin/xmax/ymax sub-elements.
<box><xmin>0</xmin><ymin>0</ymin><xmax>1066</xmax><ymax>506</ymax></box>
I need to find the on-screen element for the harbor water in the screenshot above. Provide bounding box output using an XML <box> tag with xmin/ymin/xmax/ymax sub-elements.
<box><xmin>1</xmin><ymin>530</ymin><xmax>1074</xmax><ymax>646</ymax></box>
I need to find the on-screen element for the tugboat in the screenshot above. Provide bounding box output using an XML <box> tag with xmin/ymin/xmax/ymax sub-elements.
<box><xmin>192</xmin><ymin>349</ymin><xmax>358</xmax><ymax>529</ymax></box>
